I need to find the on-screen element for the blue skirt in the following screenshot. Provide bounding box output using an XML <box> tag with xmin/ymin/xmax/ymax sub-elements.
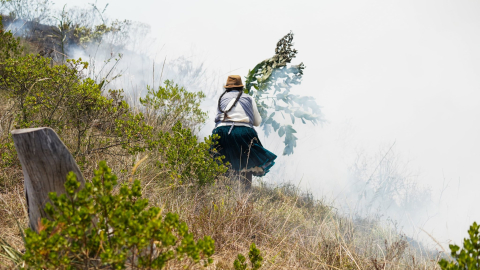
<box><xmin>212</xmin><ymin>126</ymin><xmax>277</xmax><ymax>176</ymax></box>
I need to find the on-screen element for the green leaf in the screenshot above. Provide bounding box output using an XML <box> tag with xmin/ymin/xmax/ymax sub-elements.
<box><xmin>278</xmin><ymin>126</ymin><xmax>285</xmax><ymax>137</ymax></box>
<box><xmin>282</xmin><ymin>125</ymin><xmax>298</xmax><ymax>156</ymax></box>
<box><xmin>271</xmin><ymin>120</ymin><xmax>280</xmax><ymax>132</ymax></box>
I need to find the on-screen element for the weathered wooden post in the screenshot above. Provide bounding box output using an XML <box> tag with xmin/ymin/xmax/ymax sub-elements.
<box><xmin>11</xmin><ymin>127</ymin><xmax>85</xmax><ymax>232</ymax></box>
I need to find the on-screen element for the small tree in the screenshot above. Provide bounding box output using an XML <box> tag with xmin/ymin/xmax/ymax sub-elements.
<box><xmin>22</xmin><ymin>161</ymin><xmax>215</xmax><ymax>269</ymax></box>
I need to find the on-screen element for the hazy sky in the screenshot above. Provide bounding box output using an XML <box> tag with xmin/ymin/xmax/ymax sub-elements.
<box><xmin>55</xmin><ymin>0</ymin><xmax>480</xmax><ymax>247</ymax></box>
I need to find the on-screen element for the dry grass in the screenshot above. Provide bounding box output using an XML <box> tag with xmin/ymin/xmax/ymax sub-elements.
<box><xmin>0</xmin><ymin>158</ymin><xmax>443</xmax><ymax>269</ymax></box>
<box><xmin>108</xmin><ymin>158</ymin><xmax>443</xmax><ymax>269</ymax></box>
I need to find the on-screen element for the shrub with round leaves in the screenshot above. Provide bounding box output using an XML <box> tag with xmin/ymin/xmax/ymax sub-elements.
<box><xmin>156</xmin><ymin>122</ymin><xmax>227</xmax><ymax>186</ymax></box>
<box><xmin>22</xmin><ymin>161</ymin><xmax>214</xmax><ymax>269</ymax></box>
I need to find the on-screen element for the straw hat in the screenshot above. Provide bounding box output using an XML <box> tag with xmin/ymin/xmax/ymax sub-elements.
<box><xmin>224</xmin><ymin>75</ymin><xmax>244</xmax><ymax>88</ymax></box>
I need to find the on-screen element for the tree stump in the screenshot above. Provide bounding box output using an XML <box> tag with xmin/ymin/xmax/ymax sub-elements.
<box><xmin>11</xmin><ymin>127</ymin><xmax>85</xmax><ymax>232</ymax></box>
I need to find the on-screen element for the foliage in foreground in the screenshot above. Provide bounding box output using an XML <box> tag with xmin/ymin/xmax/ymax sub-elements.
<box><xmin>439</xmin><ymin>222</ymin><xmax>480</xmax><ymax>270</ymax></box>
<box><xmin>22</xmin><ymin>161</ymin><xmax>214</xmax><ymax>269</ymax></box>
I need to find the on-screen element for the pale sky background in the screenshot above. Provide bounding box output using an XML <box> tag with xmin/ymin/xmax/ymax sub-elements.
<box><xmin>55</xmin><ymin>0</ymin><xmax>480</xmax><ymax>249</ymax></box>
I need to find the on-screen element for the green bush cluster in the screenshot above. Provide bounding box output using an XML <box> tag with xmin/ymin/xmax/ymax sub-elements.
<box><xmin>233</xmin><ymin>243</ymin><xmax>264</xmax><ymax>270</ymax></box>
<box><xmin>0</xmin><ymin>16</ymin><xmax>22</xmax><ymax>61</ymax></box>
<box><xmin>155</xmin><ymin>122</ymin><xmax>227</xmax><ymax>186</ymax></box>
<box><xmin>22</xmin><ymin>161</ymin><xmax>215</xmax><ymax>269</ymax></box>
<box><xmin>439</xmin><ymin>222</ymin><xmax>480</xmax><ymax>270</ymax></box>
<box><xmin>0</xmin><ymin>55</ymin><xmax>153</xmax><ymax>158</ymax></box>
<box><xmin>140</xmin><ymin>80</ymin><xmax>207</xmax><ymax>131</ymax></box>
<box><xmin>0</xmin><ymin>140</ymin><xmax>16</xmax><ymax>168</ymax></box>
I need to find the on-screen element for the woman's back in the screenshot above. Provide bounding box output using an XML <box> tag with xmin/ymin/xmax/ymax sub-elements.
<box><xmin>215</xmin><ymin>90</ymin><xmax>262</xmax><ymax>127</ymax></box>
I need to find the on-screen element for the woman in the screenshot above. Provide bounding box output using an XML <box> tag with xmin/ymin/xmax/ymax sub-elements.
<box><xmin>213</xmin><ymin>75</ymin><xmax>277</xmax><ymax>189</ymax></box>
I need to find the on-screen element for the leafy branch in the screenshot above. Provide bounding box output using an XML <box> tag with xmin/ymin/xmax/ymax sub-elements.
<box><xmin>245</xmin><ymin>32</ymin><xmax>323</xmax><ymax>155</ymax></box>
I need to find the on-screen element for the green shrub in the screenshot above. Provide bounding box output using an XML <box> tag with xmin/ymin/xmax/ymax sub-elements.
<box><xmin>0</xmin><ymin>138</ymin><xmax>21</xmax><ymax>191</ymax></box>
<box><xmin>155</xmin><ymin>122</ymin><xmax>227</xmax><ymax>186</ymax></box>
<box><xmin>439</xmin><ymin>222</ymin><xmax>480</xmax><ymax>270</ymax></box>
<box><xmin>0</xmin><ymin>15</ymin><xmax>23</xmax><ymax>62</ymax></box>
<box><xmin>140</xmin><ymin>80</ymin><xmax>207</xmax><ymax>131</ymax></box>
<box><xmin>22</xmin><ymin>161</ymin><xmax>214</xmax><ymax>269</ymax></box>
<box><xmin>0</xmin><ymin>55</ymin><xmax>153</xmax><ymax>158</ymax></box>
<box><xmin>0</xmin><ymin>140</ymin><xmax>16</xmax><ymax>168</ymax></box>
<box><xmin>233</xmin><ymin>243</ymin><xmax>264</xmax><ymax>270</ymax></box>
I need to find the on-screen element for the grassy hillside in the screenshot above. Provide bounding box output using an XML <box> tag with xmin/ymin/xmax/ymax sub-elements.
<box><xmin>0</xmin><ymin>6</ymin><xmax>444</xmax><ymax>269</ymax></box>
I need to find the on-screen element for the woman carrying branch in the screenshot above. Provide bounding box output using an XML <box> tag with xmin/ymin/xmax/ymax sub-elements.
<box><xmin>213</xmin><ymin>75</ymin><xmax>277</xmax><ymax>189</ymax></box>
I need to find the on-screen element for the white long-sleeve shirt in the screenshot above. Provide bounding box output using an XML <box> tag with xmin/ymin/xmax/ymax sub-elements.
<box><xmin>216</xmin><ymin>94</ymin><xmax>262</xmax><ymax>128</ymax></box>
